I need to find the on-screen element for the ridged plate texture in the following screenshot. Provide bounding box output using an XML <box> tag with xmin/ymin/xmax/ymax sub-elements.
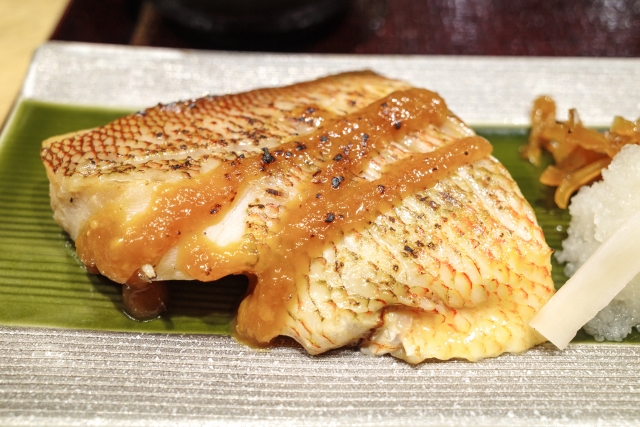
<box><xmin>2</xmin><ymin>42</ymin><xmax>640</xmax><ymax>426</ymax></box>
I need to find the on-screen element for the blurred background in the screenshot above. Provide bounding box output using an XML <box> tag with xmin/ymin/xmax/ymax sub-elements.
<box><xmin>2</xmin><ymin>0</ymin><xmax>640</xmax><ymax>123</ymax></box>
<box><xmin>0</xmin><ymin>0</ymin><xmax>67</xmax><ymax>121</ymax></box>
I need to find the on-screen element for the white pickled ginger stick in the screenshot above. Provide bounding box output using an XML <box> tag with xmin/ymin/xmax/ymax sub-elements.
<box><xmin>529</xmin><ymin>207</ymin><xmax>640</xmax><ymax>349</ymax></box>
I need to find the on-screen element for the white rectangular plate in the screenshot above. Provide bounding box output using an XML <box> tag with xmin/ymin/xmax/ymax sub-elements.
<box><xmin>2</xmin><ymin>41</ymin><xmax>640</xmax><ymax>427</ymax></box>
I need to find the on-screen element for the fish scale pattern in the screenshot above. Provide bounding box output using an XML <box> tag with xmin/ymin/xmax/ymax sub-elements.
<box><xmin>41</xmin><ymin>71</ymin><xmax>411</xmax><ymax>178</ymax></box>
<box><xmin>284</xmin><ymin>156</ymin><xmax>553</xmax><ymax>362</ymax></box>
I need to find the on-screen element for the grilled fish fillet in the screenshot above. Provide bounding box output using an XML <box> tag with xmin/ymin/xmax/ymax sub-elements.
<box><xmin>41</xmin><ymin>71</ymin><xmax>554</xmax><ymax>362</ymax></box>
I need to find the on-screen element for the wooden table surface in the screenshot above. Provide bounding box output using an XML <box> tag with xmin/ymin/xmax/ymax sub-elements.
<box><xmin>0</xmin><ymin>0</ymin><xmax>69</xmax><ymax>123</ymax></box>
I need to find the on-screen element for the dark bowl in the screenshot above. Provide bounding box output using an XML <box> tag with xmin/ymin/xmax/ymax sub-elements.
<box><xmin>150</xmin><ymin>0</ymin><xmax>348</xmax><ymax>33</ymax></box>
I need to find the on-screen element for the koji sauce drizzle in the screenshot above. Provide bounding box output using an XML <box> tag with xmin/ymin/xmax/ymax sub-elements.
<box><xmin>73</xmin><ymin>88</ymin><xmax>492</xmax><ymax>331</ymax></box>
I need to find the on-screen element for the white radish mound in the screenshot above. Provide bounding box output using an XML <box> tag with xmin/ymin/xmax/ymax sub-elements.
<box><xmin>556</xmin><ymin>144</ymin><xmax>640</xmax><ymax>342</ymax></box>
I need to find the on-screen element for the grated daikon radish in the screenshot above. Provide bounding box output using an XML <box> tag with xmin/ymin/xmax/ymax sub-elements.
<box><xmin>529</xmin><ymin>207</ymin><xmax>640</xmax><ymax>349</ymax></box>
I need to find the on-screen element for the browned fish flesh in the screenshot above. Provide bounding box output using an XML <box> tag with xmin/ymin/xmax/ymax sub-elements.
<box><xmin>41</xmin><ymin>71</ymin><xmax>555</xmax><ymax>362</ymax></box>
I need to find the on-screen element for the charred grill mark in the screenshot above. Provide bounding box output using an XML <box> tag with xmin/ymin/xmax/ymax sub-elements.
<box><xmin>261</xmin><ymin>147</ymin><xmax>275</xmax><ymax>164</ymax></box>
<box><xmin>266</xmin><ymin>188</ymin><xmax>283</xmax><ymax>197</ymax></box>
<box><xmin>331</xmin><ymin>176</ymin><xmax>345</xmax><ymax>189</ymax></box>
<box><xmin>403</xmin><ymin>245</ymin><xmax>417</xmax><ymax>258</ymax></box>
<box><xmin>441</xmin><ymin>191</ymin><xmax>458</xmax><ymax>206</ymax></box>
<box><xmin>240</xmin><ymin>115</ymin><xmax>261</xmax><ymax>126</ymax></box>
